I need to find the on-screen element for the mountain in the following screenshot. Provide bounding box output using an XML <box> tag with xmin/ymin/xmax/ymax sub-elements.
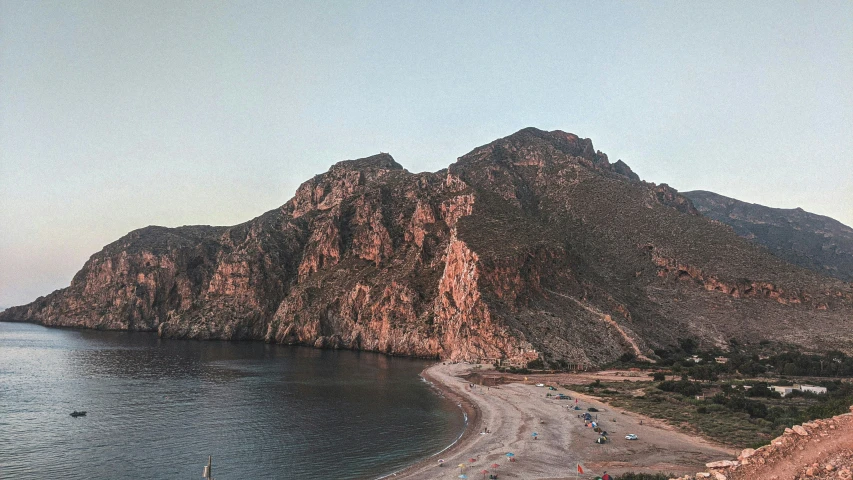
<box><xmin>2</xmin><ymin>129</ymin><xmax>851</xmax><ymax>366</ymax></box>
<box><xmin>684</xmin><ymin>190</ymin><xmax>853</xmax><ymax>283</ymax></box>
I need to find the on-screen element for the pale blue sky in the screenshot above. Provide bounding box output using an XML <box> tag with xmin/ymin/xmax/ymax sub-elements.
<box><xmin>1</xmin><ymin>1</ymin><xmax>851</xmax><ymax>306</ymax></box>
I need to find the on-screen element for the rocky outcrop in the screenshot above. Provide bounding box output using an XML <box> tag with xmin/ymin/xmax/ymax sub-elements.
<box><xmin>3</xmin><ymin>129</ymin><xmax>853</xmax><ymax>365</ymax></box>
<box><xmin>612</xmin><ymin>159</ymin><xmax>640</xmax><ymax>182</ymax></box>
<box><xmin>670</xmin><ymin>406</ymin><xmax>853</xmax><ymax>480</ymax></box>
<box><xmin>650</xmin><ymin>252</ymin><xmax>816</xmax><ymax>306</ymax></box>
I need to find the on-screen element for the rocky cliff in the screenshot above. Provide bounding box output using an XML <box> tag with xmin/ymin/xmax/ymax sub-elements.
<box><xmin>684</xmin><ymin>190</ymin><xmax>853</xmax><ymax>282</ymax></box>
<box><xmin>3</xmin><ymin>129</ymin><xmax>852</xmax><ymax>365</ymax></box>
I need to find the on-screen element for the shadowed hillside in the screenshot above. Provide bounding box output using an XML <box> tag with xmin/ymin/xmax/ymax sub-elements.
<box><xmin>684</xmin><ymin>190</ymin><xmax>853</xmax><ymax>282</ymax></box>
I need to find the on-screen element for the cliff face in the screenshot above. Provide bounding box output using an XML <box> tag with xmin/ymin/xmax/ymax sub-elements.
<box><xmin>684</xmin><ymin>190</ymin><xmax>853</xmax><ymax>282</ymax></box>
<box><xmin>3</xmin><ymin>129</ymin><xmax>852</xmax><ymax>365</ymax></box>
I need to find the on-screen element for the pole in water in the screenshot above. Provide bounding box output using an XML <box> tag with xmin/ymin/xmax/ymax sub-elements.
<box><xmin>202</xmin><ymin>455</ymin><xmax>213</xmax><ymax>480</ymax></box>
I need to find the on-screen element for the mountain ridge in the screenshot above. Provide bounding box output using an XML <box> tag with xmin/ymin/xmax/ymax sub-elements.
<box><xmin>3</xmin><ymin>128</ymin><xmax>851</xmax><ymax>366</ymax></box>
<box><xmin>684</xmin><ymin>190</ymin><xmax>853</xmax><ymax>283</ymax></box>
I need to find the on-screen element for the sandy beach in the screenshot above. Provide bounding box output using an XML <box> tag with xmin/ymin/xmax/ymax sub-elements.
<box><xmin>396</xmin><ymin>363</ymin><xmax>736</xmax><ymax>479</ymax></box>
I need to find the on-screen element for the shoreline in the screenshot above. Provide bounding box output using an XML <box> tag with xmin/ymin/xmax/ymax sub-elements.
<box><xmin>0</xmin><ymin>320</ymin><xmax>447</xmax><ymax>362</ymax></box>
<box><xmin>394</xmin><ymin>363</ymin><xmax>736</xmax><ymax>479</ymax></box>
<box><xmin>379</xmin><ymin>362</ymin><xmax>485</xmax><ymax>479</ymax></box>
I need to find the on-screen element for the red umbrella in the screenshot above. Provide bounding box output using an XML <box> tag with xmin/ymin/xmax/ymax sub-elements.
<box><xmin>491</xmin><ymin>463</ymin><xmax>500</xmax><ymax>469</ymax></box>
<box><xmin>481</xmin><ymin>469</ymin><xmax>489</xmax><ymax>479</ymax></box>
<box><xmin>469</xmin><ymin>458</ymin><xmax>477</xmax><ymax>463</ymax></box>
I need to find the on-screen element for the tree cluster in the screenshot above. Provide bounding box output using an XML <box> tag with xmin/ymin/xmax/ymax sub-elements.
<box><xmin>657</xmin><ymin>378</ymin><xmax>703</xmax><ymax>397</ymax></box>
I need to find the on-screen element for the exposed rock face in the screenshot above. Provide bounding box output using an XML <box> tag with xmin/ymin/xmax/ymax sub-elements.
<box><xmin>3</xmin><ymin>129</ymin><xmax>852</xmax><ymax>365</ymax></box>
<box><xmin>684</xmin><ymin>190</ymin><xmax>853</xmax><ymax>282</ymax></box>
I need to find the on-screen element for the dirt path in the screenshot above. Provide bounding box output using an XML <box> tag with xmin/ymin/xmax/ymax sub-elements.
<box><xmin>544</xmin><ymin>288</ymin><xmax>653</xmax><ymax>362</ymax></box>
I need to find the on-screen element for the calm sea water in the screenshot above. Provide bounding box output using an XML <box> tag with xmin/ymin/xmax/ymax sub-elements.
<box><xmin>0</xmin><ymin>322</ymin><xmax>465</xmax><ymax>479</ymax></box>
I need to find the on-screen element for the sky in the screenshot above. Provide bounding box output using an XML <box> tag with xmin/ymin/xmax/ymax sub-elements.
<box><xmin>1</xmin><ymin>0</ymin><xmax>851</xmax><ymax>307</ymax></box>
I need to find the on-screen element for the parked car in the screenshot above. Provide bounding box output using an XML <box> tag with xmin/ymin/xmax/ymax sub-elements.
<box><xmin>625</xmin><ymin>434</ymin><xmax>638</xmax><ymax>440</ymax></box>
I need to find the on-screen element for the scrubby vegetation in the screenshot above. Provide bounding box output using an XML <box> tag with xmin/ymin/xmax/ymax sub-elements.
<box><xmin>657</xmin><ymin>378</ymin><xmax>703</xmax><ymax>396</ymax></box>
<box><xmin>600</xmin><ymin>379</ymin><xmax>853</xmax><ymax>448</ymax></box>
<box><xmin>572</xmin><ymin>339</ymin><xmax>853</xmax><ymax>448</ymax></box>
<box><xmin>614</xmin><ymin>474</ymin><xmax>673</xmax><ymax>480</ymax></box>
<box><xmin>645</xmin><ymin>338</ymin><xmax>853</xmax><ymax>379</ymax></box>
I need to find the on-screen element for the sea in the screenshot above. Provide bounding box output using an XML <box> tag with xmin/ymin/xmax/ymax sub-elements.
<box><xmin>0</xmin><ymin>322</ymin><xmax>466</xmax><ymax>479</ymax></box>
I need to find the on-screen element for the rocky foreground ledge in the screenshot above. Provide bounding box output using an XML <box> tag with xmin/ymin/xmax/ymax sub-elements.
<box><xmin>672</xmin><ymin>406</ymin><xmax>853</xmax><ymax>480</ymax></box>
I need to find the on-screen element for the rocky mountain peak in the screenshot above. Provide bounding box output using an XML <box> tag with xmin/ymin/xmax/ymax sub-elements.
<box><xmin>329</xmin><ymin>152</ymin><xmax>403</xmax><ymax>173</ymax></box>
<box><xmin>288</xmin><ymin>153</ymin><xmax>405</xmax><ymax>218</ymax></box>
<box><xmin>453</xmin><ymin>128</ymin><xmax>652</xmax><ymax>188</ymax></box>
<box><xmin>457</xmin><ymin>128</ymin><xmax>597</xmax><ymax>166</ymax></box>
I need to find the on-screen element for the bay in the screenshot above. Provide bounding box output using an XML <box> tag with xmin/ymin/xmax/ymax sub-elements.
<box><xmin>0</xmin><ymin>322</ymin><xmax>465</xmax><ymax>479</ymax></box>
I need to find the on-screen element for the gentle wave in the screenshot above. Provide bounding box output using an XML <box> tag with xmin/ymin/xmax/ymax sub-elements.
<box><xmin>0</xmin><ymin>323</ymin><xmax>466</xmax><ymax>480</ymax></box>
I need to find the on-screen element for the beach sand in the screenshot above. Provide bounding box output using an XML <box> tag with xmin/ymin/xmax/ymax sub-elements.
<box><xmin>396</xmin><ymin>363</ymin><xmax>736</xmax><ymax>479</ymax></box>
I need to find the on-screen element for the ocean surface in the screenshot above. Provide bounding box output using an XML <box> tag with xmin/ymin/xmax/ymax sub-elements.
<box><xmin>0</xmin><ymin>322</ymin><xmax>465</xmax><ymax>479</ymax></box>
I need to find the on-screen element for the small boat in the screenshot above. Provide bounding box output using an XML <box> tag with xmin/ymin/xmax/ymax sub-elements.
<box><xmin>70</xmin><ymin>411</ymin><xmax>87</xmax><ymax>417</ymax></box>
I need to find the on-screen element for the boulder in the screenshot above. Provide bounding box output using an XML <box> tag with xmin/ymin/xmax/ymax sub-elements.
<box><xmin>705</xmin><ymin>460</ymin><xmax>738</xmax><ymax>468</ymax></box>
<box><xmin>739</xmin><ymin>448</ymin><xmax>756</xmax><ymax>460</ymax></box>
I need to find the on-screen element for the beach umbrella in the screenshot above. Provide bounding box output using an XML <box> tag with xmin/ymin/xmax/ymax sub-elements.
<box><xmin>491</xmin><ymin>463</ymin><xmax>500</xmax><ymax>469</ymax></box>
<box><xmin>532</xmin><ymin>432</ymin><xmax>538</xmax><ymax>437</ymax></box>
<box><xmin>505</xmin><ymin>453</ymin><xmax>514</xmax><ymax>457</ymax></box>
<box><xmin>459</xmin><ymin>475</ymin><xmax>468</xmax><ymax>479</ymax></box>
<box><xmin>469</xmin><ymin>458</ymin><xmax>477</xmax><ymax>463</ymax></box>
<box><xmin>438</xmin><ymin>459</ymin><xmax>445</xmax><ymax>466</ymax></box>
<box><xmin>481</xmin><ymin>469</ymin><xmax>489</xmax><ymax>479</ymax></box>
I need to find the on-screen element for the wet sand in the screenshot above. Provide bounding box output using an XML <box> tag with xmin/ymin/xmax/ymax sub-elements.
<box><xmin>396</xmin><ymin>363</ymin><xmax>735</xmax><ymax>479</ymax></box>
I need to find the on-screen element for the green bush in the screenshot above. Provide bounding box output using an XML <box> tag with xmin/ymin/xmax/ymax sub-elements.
<box><xmin>527</xmin><ymin>358</ymin><xmax>544</xmax><ymax>370</ymax></box>
<box><xmin>658</xmin><ymin>379</ymin><xmax>703</xmax><ymax>397</ymax></box>
<box><xmin>711</xmin><ymin>393</ymin><xmax>768</xmax><ymax>418</ymax></box>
